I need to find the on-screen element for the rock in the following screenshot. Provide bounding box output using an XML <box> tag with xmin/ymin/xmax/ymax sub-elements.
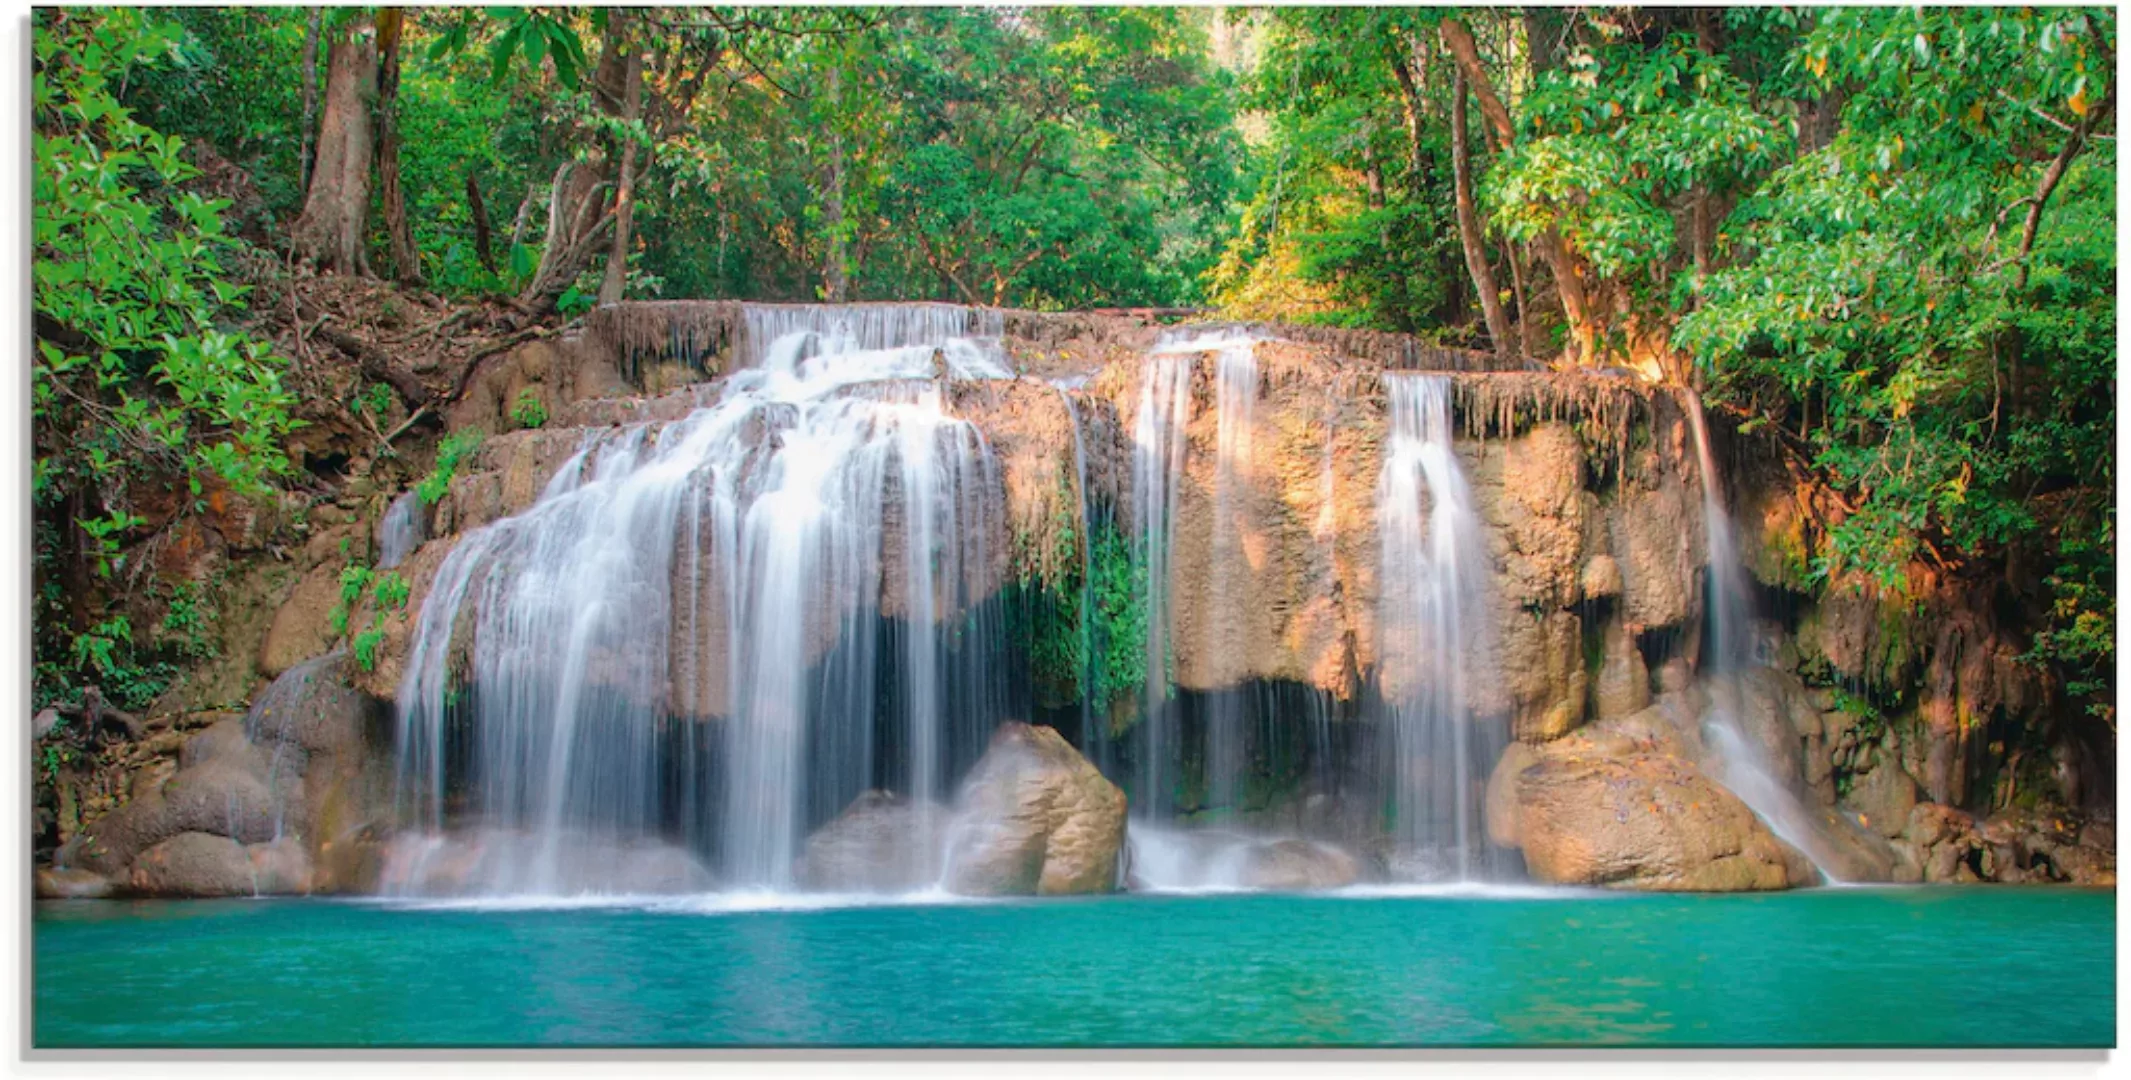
<box><xmin>245</xmin><ymin>836</ymin><xmax>315</xmax><ymax>895</ymax></box>
<box><xmin>247</xmin><ymin>652</ymin><xmax>377</xmax><ymax>758</ymax></box>
<box><xmin>1238</xmin><ymin>838</ymin><xmax>1360</xmax><ymax>890</ymax></box>
<box><xmin>1606</xmin><ymin>482</ymin><xmax>1697</xmax><ymax>630</ymax></box>
<box><xmin>794</xmin><ymin>790</ymin><xmax>948</xmax><ymax>892</ymax></box>
<box><xmin>945</xmin><ymin>723</ymin><xmax>1126</xmax><ymax>896</ymax></box>
<box><xmin>1847</xmin><ymin>759</ymin><xmax>1920</xmax><ymax>839</ymax></box>
<box><xmin>1484</xmin><ymin>742</ymin><xmax>1540</xmax><ymax>849</ymax></box>
<box><xmin>179</xmin><ymin>717</ymin><xmax>268</xmax><ymax>772</ymax></box>
<box><xmin>1593</xmin><ymin>619</ymin><xmax>1651</xmax><ymax>721</ymax></box>
<box><xmin>1580</xmin><ymin>556</ymin><xmax>1623</xmax><ymax>601</ymax></box>
<box><xmin>128</xmin><ymin>832</ymin><xmax>262</xmax><ymax>897</ymax></box>
<box><xmin>259</xmin><ymin>562</ymin><xmax>346</xmax><ymax>679</ymax></box>
<box><xmin>33</xmin><ymin>708</ymin><xmax>61</xmax><ymax>742</ymax></box>
<box><xmin>35</xmin><ymin>867</ymin><xmax>112</xmax><ymax>899</ymax></box>
<box><xmin>1507</xmin><ymin>752</ymin><xmax>1810</xmax><ymax>892</ymax></box>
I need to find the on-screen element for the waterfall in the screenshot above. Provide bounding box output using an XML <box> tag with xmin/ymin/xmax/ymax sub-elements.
<box><xmin>393</xmin><ymin>303</ymin><xmax>1008</xmax><ymax>896</ymax></box>
<box><xmin>1375</xmin><ymin>374</ymin><xmax>1499</xmax><ymax>881</ymax></box>
<box><xmin>377</xmin><ymin>490</ymin><xmax>426</xmax><ymax>569</ymax></box>
<box><xmin>1052</xmin><ymin>382</ymin><xmax>1102</xmax><ymax>769</ymax></box>
<box><xmin>1684</xmin><ymin>392</ymin><xmax>1841</xmax><ymax>883</ymax></box>
<box><xmin>1128</xmin><ymin>346</ymin><xmax>1193</xmax><ymax>819</ymax></box>
<box><xmin>1202</xmin><ymin>340</ymin><xmax>1258</xmax><ymax>813</ymax></box>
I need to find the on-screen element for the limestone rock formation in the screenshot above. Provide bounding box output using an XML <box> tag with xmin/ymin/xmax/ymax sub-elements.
<box><xmin>945</xmin><ymin>723</ymin><xmax>1126</xmax><ymax>896</ymax></box>
<box><xmin>794</xmin><ymin>790</ymin><xmax>948</xmax><ymax>892</ymax></box>
<box><xmin>1507</xmin><ymin>753</ymin><xmax>1815</xmax><ymax>891</ymax></box>
<box><xmin>58</xmin><ymin>653</ymin><xmax>390</xmax><ymax>896</ymax></box>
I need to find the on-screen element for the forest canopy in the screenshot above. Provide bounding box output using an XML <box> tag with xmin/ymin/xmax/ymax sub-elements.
<box><xmin>29</xmin><ymin>6</ymin><xmax>2116</xmax><ymax>726</ymax></box>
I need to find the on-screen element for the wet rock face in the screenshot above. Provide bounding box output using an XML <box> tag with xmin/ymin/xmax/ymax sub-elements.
<box><xmin>945</xmin><ymin>723</ymin><xmax>1127</xmax><ymax>896</ymax></box>
<box><xmin>59</xmin><ymin>653</ymin><xmax>391</xmax><ymax>897</ymax></box>
<box><xmin>794</xmin><ymin>790</ymin><xmax>948</xmax><ymax>893</ymax></box>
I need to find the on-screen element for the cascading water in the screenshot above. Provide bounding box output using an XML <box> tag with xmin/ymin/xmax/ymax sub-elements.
<box><xmin>1684</xmin><ymin>391</ymin><xmax>1842</xmax><ymax>883</ymax></box>
<box><xmin>1128</xmin><ymin>344</ymin><xmax>1194</xmax><ymax>819</ymax></box>
<box><xmin>1374</xmin><ymin>374</ymin><xmax>1500</xmax><ymax>881</ymax></box>
<box><xmin>377</xmin><ymin>490</ymin><xmax>426</xmax><ymax>569</ymax></box>
<box><xmin>393</xmin><ymin>304</ymin><xmax>1010</xmax><ymax>897</ymax></box>
<box><xmin>1202</xmin><ymin>340</ymin><xmax>1259</xmax><ymax>813</ymax></box>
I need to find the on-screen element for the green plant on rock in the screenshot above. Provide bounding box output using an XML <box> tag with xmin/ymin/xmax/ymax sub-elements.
<box><xmin>328</xmin><ymin>561</ymin><xmax>411</xmax><ymax>672</ymax></box>
<box><xmin>417</xmin><ymin>429</ymin><xmax>484</xmax><ymax>505</ymax></box>
<box><xmin>511</xmin><ymin>388</ymin><xmax>549</xmax><ymax>430</ymax></box>
<box><xmin>1086</xmin><ymin>523</ymin><xmax>1149</xmax><ymax>729</ymax></box>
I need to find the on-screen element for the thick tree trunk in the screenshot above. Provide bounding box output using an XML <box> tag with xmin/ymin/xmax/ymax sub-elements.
<box><xmin>375</xmin><ymin>9</ymin><xmax>420</xmax><ymax>285</ymax></box>
<box><xmin>291</xmin><ymin>21</ymin><xmax>378</xmax><ymax>276</ymax></box>
<box><xmin>1440</xmin><ymin>15</ymin><xmax>1597</xmax><ymax>365</ymax></box>
<box><xmin>1450</xmin><ymin>69</ymin><xmax>1512</xmax><ymax>359</ymax></box>
<box><xmin>298</xmin><ymin>9</ymin><xmax>321</xmax><ymax>193</ymax></box>
<box><xmin>599</xmin><ymin>47</ymin><xmax>645</xmax><ymax>306</ymax></box>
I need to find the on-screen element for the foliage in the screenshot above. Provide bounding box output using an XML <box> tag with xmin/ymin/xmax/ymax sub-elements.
<box><xmin>418</xmin><ymin>429</ymin><xmax>484</xmax><ymax>504</ymax></box>
<box><xmin>511</xmin><ymin>388</ymin><xmax>549</xmax><ymax>430</ymax></box>
<box><xmin>328</xmin><ymin>561</ymin><xmax>411</xmax><ymax>673</ymax></box>
<box><xmin>32</xmin><ymin>9</ymin><xmax>299</xmax><ymax>708</ymax></box>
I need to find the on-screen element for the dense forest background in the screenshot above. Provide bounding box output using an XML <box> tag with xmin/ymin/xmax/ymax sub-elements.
<box><xmin>31</xmin><ymin>7</ymin><xmax>2115</xmax><ymax>746</ymax></box>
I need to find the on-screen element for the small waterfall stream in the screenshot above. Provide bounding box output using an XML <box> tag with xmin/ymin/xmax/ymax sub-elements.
<box><xmin>377</xmin><ymin>490</ymin><xmax>426</xmax><ymax>569</ymax></box>
<box><xmin>1684</xmin><ymin>392</ymin><xmax>1842</xmax><ymax>883</ymax></box>
<box><xmin>1375</xmin><ymin>374</ymin><xmax>1499</xmax><ymax>881</ymax></box>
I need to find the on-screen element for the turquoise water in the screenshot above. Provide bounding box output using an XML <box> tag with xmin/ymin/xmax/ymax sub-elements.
<box><xmin>33</xmin><ymin>887</ymin><xmax>2113</xmax><ymax>1047</ymax></box>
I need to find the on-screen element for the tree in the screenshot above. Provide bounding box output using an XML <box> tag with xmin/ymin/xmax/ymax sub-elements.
<box><xmin>32</xmin><ymin>9</ymin><xmax>298</xmax><ymax>707</ymax></box>
<box><xmin>290</xmin><ymin>13</ymin><xmax>377</xmax><ymax>274</ymax></box>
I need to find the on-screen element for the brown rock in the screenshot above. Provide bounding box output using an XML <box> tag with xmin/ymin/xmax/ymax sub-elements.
<box><xmin>1847</xmin><ymin>759</ymin><xmax>1920</xmax><ymax>839</ymax></box>
<box><xmin>1593</xmin><ymin>619</ymin><xmax>1651</xmax><ymax>721</ymax></box>
<box><xmin>259</xmin><ymin>562</ymin><xmax>347</xmax><ymax>678</ymax></box>
<box><xmin>1510</xmin><ymin>753</ymin><xmax>1809</xmax><ymax>892</ymax></box>
<box><xmin>128</xmin><ymin>832</ymin><xmax>261</xmax><ymax>897</ymax></box>
<box><xmin>945</xmin><ymin>723</ymin><xmax>1126</xmax><ymax>896</ymax></box>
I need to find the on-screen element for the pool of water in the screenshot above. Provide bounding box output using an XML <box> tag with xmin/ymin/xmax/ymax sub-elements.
<box><xmin>32</xmin><ymin>886</ymin><xmax>2113</xmax><ymax>1048</ymax></box>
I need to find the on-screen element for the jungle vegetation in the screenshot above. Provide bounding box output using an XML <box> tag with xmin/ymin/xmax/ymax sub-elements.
<box><xmin>30</xmin><ymin>7</ymin><xmax>2115</xmax><ymax>730</ymax></box>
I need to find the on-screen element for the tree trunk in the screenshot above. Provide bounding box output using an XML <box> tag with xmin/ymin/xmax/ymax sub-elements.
<box><xmin>1450</xmin><ymin>68</ymin><xmax>1512</xmax><ymax>359</ymax></box>
<box><xmin>599</xmin><ymin>46</ymin><xmax>644</xmax><ymax>306</ymax></box>
<box><xmin>374</xmin><ymin>9</ymin><xmax>420</xmax><ymax>285</ymax></box>
<box><xmin>519</xmin><ymin>16</ymin><xmax>631</xmax><ymax>314</ymax></box>
<box><xmin>1441</xmin><ymin>15</ymin><xmax>1597</xmax><ymax>365</ymax></box>
<box><xmin>1386</xmin><ymin>33</ymin><xmax>1431</xmax><ymax>187</ymax></box>
<box><xmin>298</xmin><ymin>8</ymin><xmax>321</xmax><ymax>193</ymax></box>
<box><xmin>291</xmin><ymin>20</ymin><xmax>377</xmax><ymax>276</ymax></box>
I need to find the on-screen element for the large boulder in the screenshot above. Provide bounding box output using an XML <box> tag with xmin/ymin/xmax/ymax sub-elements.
<box><xmin>128</xmin><ymin>832</ymin><xmax>262</xmax><ymax>897</ymax></box>
<box><xmin>1502</xmin><ymin>751</ymin><xmax>1814</xmax><ymax>892</ymax></box>
<box><xmin>945</xmin><ymin>723</ymin><xmax>1126</xmax><ymax>896</ymax></box>
<box><xmin>794</xmin><ymin>790</ymin><xmax>948</xmax><ymax>892</ymax></box>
